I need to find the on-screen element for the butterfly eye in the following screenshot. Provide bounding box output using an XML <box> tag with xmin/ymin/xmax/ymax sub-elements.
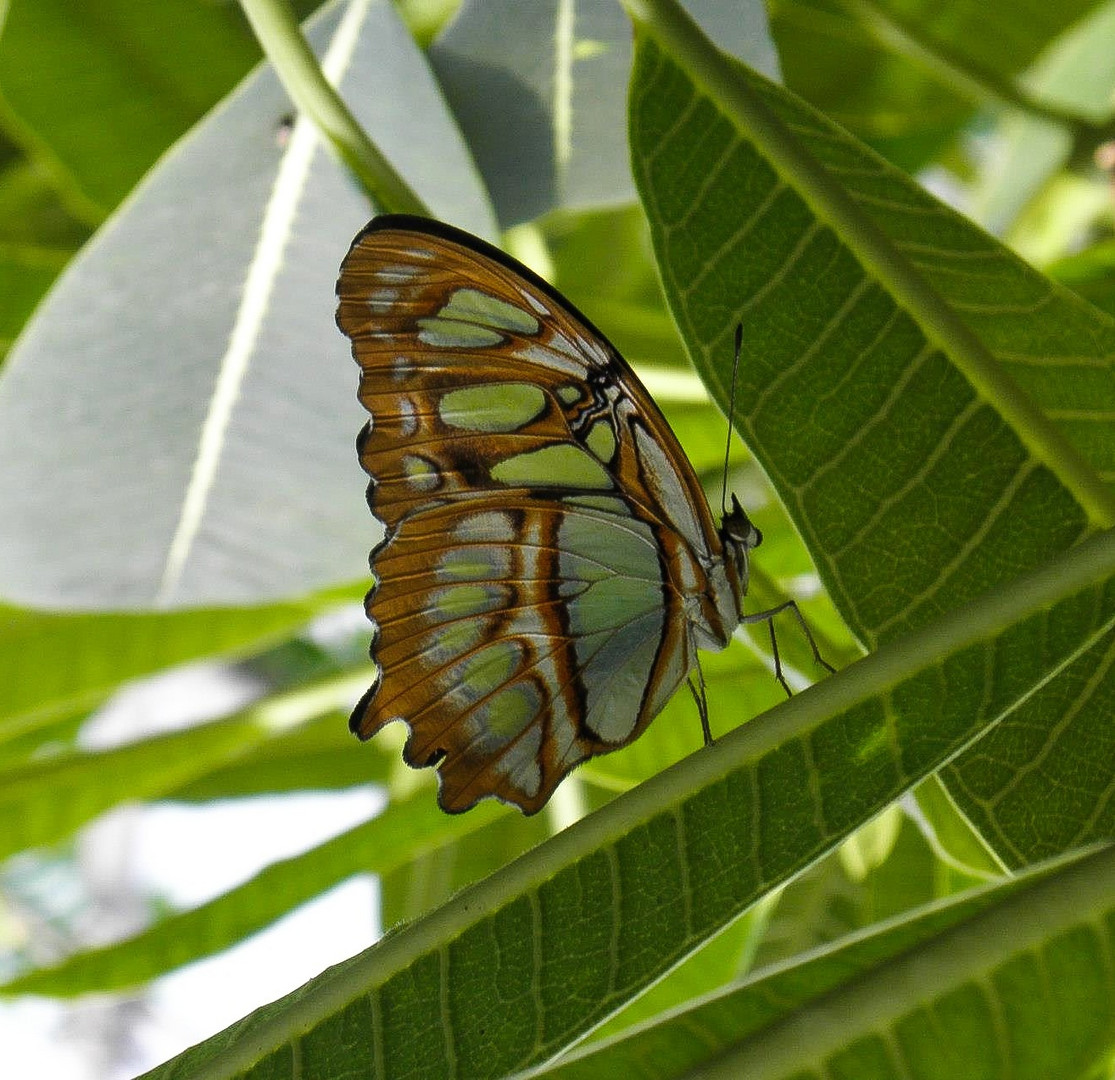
<box><xmin>720</xmin><ymin>494</ymin><xmax>761</xmax><ymax>550</ymax></box>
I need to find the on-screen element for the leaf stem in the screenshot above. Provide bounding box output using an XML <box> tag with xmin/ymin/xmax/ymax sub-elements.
<box><xmin>237</xmin><ymin>0</ymin><xmax>428</xmax><ymax>215</ymax></box>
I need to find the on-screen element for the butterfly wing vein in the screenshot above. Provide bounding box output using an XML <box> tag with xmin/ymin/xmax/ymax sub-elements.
<box><xmin>337</xmin><ymin>216</ymin><xmax>741</xmax><ymax>813</ymax></box>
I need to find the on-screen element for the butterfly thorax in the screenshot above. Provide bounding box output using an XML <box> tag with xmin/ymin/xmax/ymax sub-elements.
<box><xmin>683</xmin><ymin>493</ymin><xmax>761</xmax><ymax>654</ymax></box>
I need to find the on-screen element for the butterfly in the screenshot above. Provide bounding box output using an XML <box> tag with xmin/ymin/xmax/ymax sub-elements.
<box><xmin>337</xmin><ymin>214</ymin><xmax>769</xmax><ymax>815</ymax></box>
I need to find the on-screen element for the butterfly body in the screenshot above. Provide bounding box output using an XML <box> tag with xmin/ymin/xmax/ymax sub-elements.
<box><xmin>337</xmin><ymin>215</ymin><xmax>760</xmax><ymax>814</ymax></box>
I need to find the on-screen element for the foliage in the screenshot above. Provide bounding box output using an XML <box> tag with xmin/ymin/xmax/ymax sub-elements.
<box><xmin>1</xmin><ymin>0</ymin><xmax>1114</xmax><ymax>1076</ymax></box>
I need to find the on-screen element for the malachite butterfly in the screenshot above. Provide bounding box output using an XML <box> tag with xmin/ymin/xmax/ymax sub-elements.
<box><xmin>337</xmin><ymin>215</ymin><xmax>767</xmax><ymax>815</ymax></box>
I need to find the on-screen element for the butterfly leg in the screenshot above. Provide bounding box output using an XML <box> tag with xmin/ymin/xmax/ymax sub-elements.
<box><xmin>741</xmin><ymin>600</ymin><xmax>835</xmax><ymax>697</ymax></box>
<box><xmin>686</xmin><ymin>633</ymin><xmax>714</xmax><ymax>746</ymax></box>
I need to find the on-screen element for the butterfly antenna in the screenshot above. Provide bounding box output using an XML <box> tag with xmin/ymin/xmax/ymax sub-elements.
<box><xmin>721</xmin><ymin>324</ymin><xmax>744</xmax><ymax>517</ymax></box>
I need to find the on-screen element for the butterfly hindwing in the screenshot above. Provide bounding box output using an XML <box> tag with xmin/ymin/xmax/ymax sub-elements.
<box><xmin>337</xmin><ymin>215</ymin><xmax>741</xmax><ymax>813</ymax></box>
<box><xmin>360</xmin><ymin>497</ymin><xmax>691</xmax><ymax>813</ymax></box>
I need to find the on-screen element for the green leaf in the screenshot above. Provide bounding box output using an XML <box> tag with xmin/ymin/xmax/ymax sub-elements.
<box><xmin>972</xmin><ymin>0</ymin><xmax>1115</xmax><ymax>235</ymax></box>
<box><xmin>625</xmin><ymin>0</ymin><xmax>1115</xmax><ymax>865</ymax></box>
<box><xmin>523</xmin><ymin>845</ymin><xmax>1115</xmax><ymax>1079</ymax></box>
<box><xmin>589</xmin><ymin>897</ymin><xmax>772</xmax><ymax>1041</ymax></box>
<box><xmin>0</xmin><ymin>0</ymin><xmax>261</xmax><ymax>217</ymax></box>
<box><xmin>753</xmin><ymin>811</ymin><xmax>972</xmax><ymax>970</ymax></box>
<box><xmin>0</xmin><ymin>0</ymin><xmax>493</xmax><ymax>609</ymax></box>
<box><xmin>5</xmin><ymin>7</ymin><xmax>1115</xmax><ymax>1076</ymax></box>
<box><xmin>0</xmin><ymin>148</ymin><xmax>89</xmax><ymax>361</ymax></box>
<box><xmin>379</xmin><ymin>803</ymin><xmax>551</xmax><ymax>928</ymax></box>
<box><xmin>132</xmin><ymin>528</ymin><xmax>1115</xmax><ymax>1078</ymax></box>
<box><xmin>0</xmin><ymin>596</ymin><xmax>340</xmax><ymax>741</ymax></box>
<box><xmin>0</xmin><ymin>149</ymin><xmax>90</xmax><ymax>250</ymax></box>
<box><xmin>0</xmin><ymin>241</ymin><xmax>65</xmax><ymax>358</ymax></box>
<box><xmin>1049</xmin><ymin>238</ymin><xmax>1115</xmax><ymax>319</ymax></box>
<box><xmin>770</xmin><ymin>0</ymin><xmax>1115</xmax><ymax>177</ymax></box>
<box><xmin>768</xmin><ymin>0</ymin><xmax>973</xmax><ymax>170</ymax></box>
<box><xmin>164</xmin><ymin>709</ymin><xmax>377</xmax><ymax>802</ymax></box>
<box><xmin>911</xmin><ymin>775</ymin><xmax>1006</xmax><ymax>879</ymax></box>
<box><xmin>0</xmin><ymin>669</ymin><xmax>372</xmax><ymax>861</ymax></box>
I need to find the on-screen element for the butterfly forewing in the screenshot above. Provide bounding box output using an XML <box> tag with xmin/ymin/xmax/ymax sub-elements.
<box><xmin>337</xmin><ymin>215</ymin><xmax>742</xmax><ymax>813</ymax></box>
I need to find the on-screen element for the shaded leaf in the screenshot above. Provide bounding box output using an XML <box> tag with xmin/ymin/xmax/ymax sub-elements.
<box><xmin>768</xmin><ymin>0</ymin><xmax>972</xmax><ymax>170</ymax></box>
<box><xmin>523</xmin><ymin>846</ymin><xmax>1115</xmax><ymax>1079</ymax></box>
<box><xmin>0</xmin><ymin>0</ymin><xmax>493</xmax><ymax>609</ymax></box>
<box><xmin>0</xmin><ymin>0</ymin><xmax>262</xmax><ymax>216</ymax></box>
<box><xmin>971</xmin><ymin>0</ymin><xmax>1115</xmax><ymax>235</ymax></box>
<box><xmin>625</xmin><ymin>0</ymin><xmax>1115</xmax><ymax>864</ymax></box>
<box><xmin>0</xmin><ymin>669</ymin><xmax>370</xmax><ymax>861</ymax></box>
<box><xmin>0</xmin><ymin>595</ymin><xmax>342</xmax><ymax>740</ymax></box>
<box><xmin>429</xmin><ymin>0</ymin><xmax>778</xmax><ymax>226</ymax></box>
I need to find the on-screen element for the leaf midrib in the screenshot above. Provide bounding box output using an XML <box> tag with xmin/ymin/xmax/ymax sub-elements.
<box><xmin>624</xmin><ymin>0</ymin><xmax>1115</xmax><ymax>531</ymax></box>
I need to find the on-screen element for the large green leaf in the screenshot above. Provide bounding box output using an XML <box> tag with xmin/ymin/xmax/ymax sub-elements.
<box><xmin>134</xmin><ymin>528</ymin><xmax>1115</xmax><ymax>1078</ymax></box>
<box><xmin>625</xmin><ymin>0</ymin><xmax>1115</xmax><ymax>865</ymax></box>
<box><xmin>0</xmin><ymin>0</ymin><xmax>493</xmax><ymax>610</ymax></box>
<box><xmin>522</xmin><ymin>845</ymin><xmax>1115</xmax><ymax>1079</ymax></box>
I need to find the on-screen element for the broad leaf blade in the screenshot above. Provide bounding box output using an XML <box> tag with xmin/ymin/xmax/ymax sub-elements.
<box><xmin>626</xmin><ymin>0</ymin><xmax>1115</xmax><ymax>864</ymax></box>
<box><xmin>0</xmin><ymin>0</ymin><xmax>493</xmax><ymax>609</ymax></box>
<box><xmin>429</xmin><ymin>0</ymin><xmax>778</xmax><ymax>227</ymax></box>
<box><xmin>521</xmin><ymin>845</ymin><xmax>1115</xmax><ymax>1079</ymax></box>
<box><xmin>940</xmin><ymin>614</ymin><xmax>1115</xmax><ymax>865</ymax></box>
<box><xmin>628</xmin><ymin>7</ymin><xmax>1115</xmax><ymax>644</ymax></box>
<box><xmin>134</xmin><ymin>529</ymin><xmax>1115</xmax><ymax>1078</ymax></box>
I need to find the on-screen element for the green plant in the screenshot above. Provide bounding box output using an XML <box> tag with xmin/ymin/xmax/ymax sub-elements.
<box><xmin>1</xmin><ymin>0</ymin><xmax>1114</xmax><ymax>1076</ymax></box>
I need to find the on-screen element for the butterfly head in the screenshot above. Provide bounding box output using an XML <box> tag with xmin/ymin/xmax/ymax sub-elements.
<box><xmin>720</xmin><ymin>493</ymin><xmax>762</xmax><ymax>597</ymax></box>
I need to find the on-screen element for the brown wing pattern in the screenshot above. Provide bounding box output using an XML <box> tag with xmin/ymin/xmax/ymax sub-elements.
<box><xmin>336</xmin><ymin>215</ymin><xmax>735</xmax><ymax>813</ymax></box>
